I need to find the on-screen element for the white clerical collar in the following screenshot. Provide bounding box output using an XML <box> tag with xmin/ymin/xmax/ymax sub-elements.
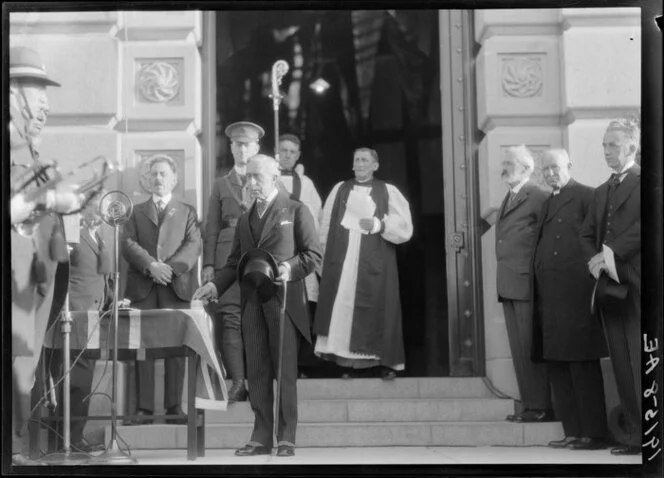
<box><xmin>510</xmin><ymin>177</ymin><xmax>529</xmax><ymax>194</ymax></box>
<box><xmin>152</xmin><ymin>193</ymin><xmax>172</xmax><ymax>206</ymax></box>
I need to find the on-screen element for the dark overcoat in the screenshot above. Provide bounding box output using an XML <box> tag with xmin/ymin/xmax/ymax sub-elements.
<box><xmin>531</xmin><ymin>179</ymin><xmax>608</xmax><ymax>362</ymax></box>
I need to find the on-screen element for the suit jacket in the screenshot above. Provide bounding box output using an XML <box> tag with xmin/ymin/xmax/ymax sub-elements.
<box><xmin>579</xmin><ymin>164</ymin><xmax>641</xmax><ymax>295</ymax></box>
<box><xmin>495</xmin><ymin>180</ymin><xmax>549</xmax><ymax>301</ymax></box>
<box><xmin>531</xmin><ymin>179</ymin><xmax>607</xmax><ymax>361</ymax></box>
<box><xmin>68</xmin><ymin>227</ymin><xmax>113</xmax><ymax>312</ymax></box>
<box><xmin>213</xmin><ymin>191</ymin><xmax>322</xmax><ymax>341</ymax></box>
<box><xmin>122</xmin><ymin>198</ymin><xmax>202</xmax><ymax>303</ymax></box>
<box><xmin>203</xmin><ymin>169</ymin><xmax>246</xmax><ymax>270</ymax></box>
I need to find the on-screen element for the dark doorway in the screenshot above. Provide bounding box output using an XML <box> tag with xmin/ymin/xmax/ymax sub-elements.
<box><xmin>214</xmin><ymin>10</ymin><xmax>448</xmax><ymax>376</ymax></box>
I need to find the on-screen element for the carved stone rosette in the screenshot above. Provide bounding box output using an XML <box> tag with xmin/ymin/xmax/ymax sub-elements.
<box><xmin>502</xmin><ymin>57</ymin><xmax>544</xmax><ymax>98</ymax></box>
<box><xmin>137</xmin><ymin>61</ymin><xmax>180</xmax><ymax>103</ymax></box>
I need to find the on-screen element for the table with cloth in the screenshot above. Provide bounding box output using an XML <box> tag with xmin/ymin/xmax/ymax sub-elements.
<box><xmin>40</xmin><ymin>308</ymin><xmax>228</xmax><ymax>460</ymax></box>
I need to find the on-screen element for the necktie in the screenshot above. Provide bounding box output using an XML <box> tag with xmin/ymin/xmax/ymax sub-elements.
<box><xmin>607</xmin><ymin>173</ymin><xmax>621</xmax><ymax>197</ymax></box>
<box><xmin>507</xmin><ymin>190</ymin><xmax>517</xmax><ymax>206</ymax></box>
<box><xmin>255</xmin><ymin>199</ymin><xmax>267</xmax><ymax>218</ymax></box>
<box><xmin>156</xmin><ymin>200</ymin><xmax>165</xmax><ymax>212</ymax></box>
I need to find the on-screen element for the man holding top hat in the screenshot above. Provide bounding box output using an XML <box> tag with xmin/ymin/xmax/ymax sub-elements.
<box><xmin>9</xmin><ymin>45</ymin><xmax>84</xmax><ymax>465</ymax></box>
<box><xmin>193</xmin><ymin>154</ymin><xmax>322</xmax><ymax>457</ymax></box>
<box><xmin>202</xmin><ymin>121</ymin><xmax>265</xmax><ymax>402</ymax></box>
<box><xmin>579</xmin><ymin>117</ymin><xmax>642</xmax><ymax>456</ymax></box>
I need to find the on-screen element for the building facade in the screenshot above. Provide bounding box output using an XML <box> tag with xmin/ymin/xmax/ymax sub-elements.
<box><xmin>9</xmin><ymin>6</ymin><xmax>641</xmax><ymax>413</ymax></box>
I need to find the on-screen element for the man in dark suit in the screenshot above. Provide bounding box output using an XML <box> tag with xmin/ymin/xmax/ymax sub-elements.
<box><xmin>533</xmin><ymin>149</ymin><xmax>608</xmax><ymax>450</ymax></box>
<box><xmin>580</xmin><ymin>118</ymin><xmax>641</xmax><ymax>456</ymax></box>
<box><xmin>481</xmin><ymin>145</ymin><xmax>552</xmax><ymax>423</ymax></box>
<box><xmin>49</xmin><ymin>194</ymin><xmax>112</xmax><ymax>452</ymax></box>
<box><xmin>122</xmin><ymin>156</ymin><xmax>202</xmax><ymax>425</ymax></box>
<box><xmin>202</xmin><ymin>121</ymin><xmax>264</xmax><ymax>402</ymax></box>
<box><xmin>193</xmin><ymin>154</ymin><xmax>322</xmax><ymax>457</ymax></box>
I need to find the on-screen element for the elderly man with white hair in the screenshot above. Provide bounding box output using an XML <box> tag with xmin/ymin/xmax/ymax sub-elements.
<box><xmin>481</xmin><ymin>144</ymin><xmax>552</xmax><ymax>423</ymax></box>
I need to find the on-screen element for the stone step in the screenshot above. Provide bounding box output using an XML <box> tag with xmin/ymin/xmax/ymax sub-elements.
<box><xmin>204</xmin><ymin>398</ymin><xmax>514</xmax><ymax>424</ymax></box>
<box><xmin>108</xmin><ymin>421</ymin><xmax>564</xmax><ymax>449</ymax></box>
<box><xmin>227</xmin><ymin>377</ymin><xmax>495</xmax><ymax>400</ymax></box>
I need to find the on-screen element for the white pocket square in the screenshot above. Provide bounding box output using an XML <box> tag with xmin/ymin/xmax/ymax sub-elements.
<box><xmin>280</xmin><ymin>220</ymin><xmax>293</xmax><ymax>226</ymax></box>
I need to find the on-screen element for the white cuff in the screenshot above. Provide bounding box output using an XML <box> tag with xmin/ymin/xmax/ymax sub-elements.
<box><xmin>371</xmin><ymin>217</ymin><xmax>381</xmax><ymax>234</ymax></box>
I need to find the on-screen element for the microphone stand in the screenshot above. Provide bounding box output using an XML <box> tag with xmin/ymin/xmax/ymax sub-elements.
<box><xmin>41</xmin><ymin>292</ymin><xmax>90</xmax><ymax>465</ymax></box>
<box><xmin>92</xmin><ymin>192</ymin><xmax>136</xmax><ymax>464</ymax></box>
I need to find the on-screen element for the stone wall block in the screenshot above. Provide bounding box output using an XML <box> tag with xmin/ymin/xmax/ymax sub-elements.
<box><xmin>119</xmin><ymin>11</ymin><xmax>202</xmax><ymax>44</ymax></box>
<box><xmin>8</xmin><ymin>35</ymin><xmax>119</xmax><ymax>126</ymax></box>
<box><xmin>120</xmin><ymin>132</ymin><xmax>202</xmax><ymax>213</ymax></box>
<box><xmin>474</xmin><ymin>9</ymin><xmax>560</xmax><ymax>44</ymax></box>
<box><xmin>119</xmin><ymin>42</ymin><xmax>202</xmax><ymax>133</ymax></box>
<box><xmin>39</xmin><ymin>128</ymin><xmax>120</xmax><ymax>192</ymax></box>
<box><xmin>9</xmin><ymin>11</ymin><xmax>120</xmax><ymax>34</ymax></box>
<box><xmin>476</xmin><ymin>36</ymin><xmax>561</xmax><ymax>132</ymax></box>
<box><xmin>562</xmin><ymin>26</ymin><xmax>640</xmax><ymax>113</ymax></box>
<box><xmin>560</xmin><ymin>7</ymin><xmax>640</xmax><ymax>29</ymax></box>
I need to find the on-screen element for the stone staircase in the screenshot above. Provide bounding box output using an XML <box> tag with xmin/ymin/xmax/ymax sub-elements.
<box><xmin>106</xmin><ymin>377</ymin><xmax>563</xmax><ymax>449</ymax></box>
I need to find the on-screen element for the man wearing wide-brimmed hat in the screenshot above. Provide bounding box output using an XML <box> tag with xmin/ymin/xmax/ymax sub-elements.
<box><xmin>201</xmin><ymin>121</ymin><xmax>265</xmax><ymax>403</ymax></box>
<box><xmin>9</xmin><ymin>45</ymin><xmax>81</xmax><ymax>466</ymax></box>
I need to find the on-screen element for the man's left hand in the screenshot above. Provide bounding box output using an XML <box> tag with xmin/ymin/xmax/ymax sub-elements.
<box><xmin>588</xmin><ymin>252</ymin><xmax>606</xmax><ymax>279</ymax></box>
<box><xmin>359</xmin><ymin>218</ymin><xmax>374</xmax><ymax>232</ymax></box>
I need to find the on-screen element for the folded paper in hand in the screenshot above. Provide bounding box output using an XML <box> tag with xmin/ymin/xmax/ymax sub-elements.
<box><xmin>602</xmin><ymin>244</ymin><xmax>620</xmax><ymax>283</ymax></box>
<box><xmin>341</xmin><ymin>190</ymin><xmax>376</xmax><ymax>234</ymax></box>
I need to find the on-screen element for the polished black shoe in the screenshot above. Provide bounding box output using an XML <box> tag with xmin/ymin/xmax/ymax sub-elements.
<box><xmin>276</xmin><ymin>445</ymin><xmax>295</xmax><ymax>457</ymax></box>
<box><xmin>235</xmin><ymin>443</ymin><xmax>272</xmax><ymax>456</ymax></box>
<box><xmin>380</xmin><ymin>367</ymin><xmax>397</xmax><ymax>381</ymax></box>
<box><xmin>125</xmin><ymin>408</ymin><xmax>153</xmax><ymax>425</ymax></box>
<box><xmin>166</xmin><ymin>406</ymin><xmax>187</xmax><ymax>425</ymax></box>
<box><xmin>548</xmin><ymin>436</ymin><xmax>579</xmax><ymax>448</ymax></box>
<box><xmin>228</xmin><ymin>381</ymin><xmax>248</xmax><ymax>402</ymax></box>
<box><xmin>568</xmin><ymin>437</ymin><xmax>608</xmax><ymax>450</ymax></box>
<box><xmin>341</xmin><ymin>370</ymin><xmax>357</xmax><ymax>379</ymax></box>
<box><xmin>610</xmin><ymin>445</ymin><xmax>641</xmax><ymax>456</ymax></box>
<box><xmin>513</xmin><ymin>408</ymin><xmax>554</xmax><ymax>423</ymax></box>
<box><xmin>506</xmin><ymin>413</ymin><xmax>517</xmax><ymax>422</ymax></box>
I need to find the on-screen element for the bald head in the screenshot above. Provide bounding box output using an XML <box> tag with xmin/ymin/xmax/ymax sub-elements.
<box><xmin>541</xmin><ymin>148</ymin><xmax>572</xmax><ymax>190</ymax></box>
<box><xmin>246</xmin><ymin>154</ymin><xmax>280</xmax><ymax>200</ymax></box>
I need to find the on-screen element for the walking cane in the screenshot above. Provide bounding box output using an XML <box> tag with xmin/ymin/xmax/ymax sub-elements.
<box><xmin>269</xmin><ymin>59</ymin><xmax>290</xmax><ymax>447</ymax></box>
<box><xmin>273</xmin><ymin>280</ymin><xmax>288</xmax><ymax>447</ymax></box>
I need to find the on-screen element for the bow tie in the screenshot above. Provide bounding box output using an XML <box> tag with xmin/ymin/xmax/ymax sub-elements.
<box><xmin>280</xmin><ymin>170</ymin><xmax>294</xmax><ymax>177</ymax></box>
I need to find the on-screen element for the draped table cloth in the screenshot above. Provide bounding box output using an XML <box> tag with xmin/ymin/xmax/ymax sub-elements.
<box><xmin>42</xmin><ymin>308</ymin><xmax>228</xmax><ymax>460</ymax></box>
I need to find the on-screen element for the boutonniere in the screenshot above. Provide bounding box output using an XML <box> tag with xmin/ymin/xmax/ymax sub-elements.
<box><xmin>166</xmin><ymin>208</ymin><xmax>176</xmax><ymax>218</ymax></box>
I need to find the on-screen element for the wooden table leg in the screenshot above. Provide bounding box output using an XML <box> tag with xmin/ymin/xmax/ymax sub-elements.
<box><xmin>187</xmin><ymin>348</ymin><xmax>197</xmax><ymax>461</ymax></box>
<box><xmin>197</xmin><ymin>410</ymin><xmax>205</xmax><ymax>457</ymax></box>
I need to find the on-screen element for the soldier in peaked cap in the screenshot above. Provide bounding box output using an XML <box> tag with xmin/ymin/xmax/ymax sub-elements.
<box><xmin>9</xmin><ymin>45</ymin><xmax>81</xmax><ymax>465</ymax></box>
<box><xmin>201</xmin><ymin>121</ymin><xmax>265</xmax><ymax>402</ymax></box>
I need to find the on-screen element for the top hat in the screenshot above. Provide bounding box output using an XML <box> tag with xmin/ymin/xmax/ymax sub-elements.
<box><xmin>237</xmin><ymin>248</ymin><xmax>280</xmax><ymax>304</ymax></box>
<box><xmin>225</xmin><ymin>121</ymin><xmax>265</xmax><ymax>143</ymax></box>
<box><xmin>10</xmin><ymin>46</ymin><xmax>61</xmax><ymax>87</ymax></box>
<box><xmin>590</xmin><ymin>271</ymin><xmax>629</xmax><ymax>315</ymax></box>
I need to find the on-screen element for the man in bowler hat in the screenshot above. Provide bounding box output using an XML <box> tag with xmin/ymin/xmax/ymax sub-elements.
<box><xmin>193</xmin><ymin>154</ymin><xmax>322</xmax><ymax>457</ymax></box>
<box><xmin>202</xmin><ymin>121</ymin><xmax>265</xmax><ymax>402</ymax></box>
